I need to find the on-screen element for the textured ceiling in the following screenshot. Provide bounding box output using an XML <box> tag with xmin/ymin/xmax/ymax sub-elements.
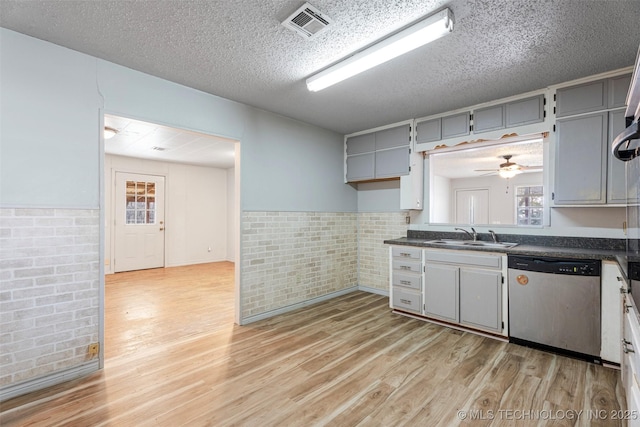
<box><xmin>1</xmin><ymin>0</ymin><xmax>639</xmax><ymax>135</ymax></box>
<box><xmin>104</xmin><ymin>114</ymin><xmax>236</xmax><ymax>168</ymax></box>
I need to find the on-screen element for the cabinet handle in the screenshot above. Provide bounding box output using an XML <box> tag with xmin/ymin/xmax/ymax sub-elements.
<box><xmin>623</xmin><ymin>339</ymin><xmax>635</xmax><ymax>354</ymax></box>
<box><xmin>400</xmin><ymin>299</ymin><xmax>412</xmax><ymax>304</ymax></box>
<box><xmin>400</xmin><ymin>280</ymin><xmax>412</xmax><ymax>286</ymax></box>
<box><xmin>400</xmin><ymin>253</ymin><xmax>411</xmax><ymax>257</ymax></box>
<box><xmin>400</xmin><ymin>266</ymin><xmax>411</xmax><ymax>270</ymax></box>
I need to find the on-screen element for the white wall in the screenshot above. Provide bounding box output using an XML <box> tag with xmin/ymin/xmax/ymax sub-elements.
<box><xmin>227</xmin><ymin>168</ymin><xmax>236</xmax><ymax>262</ymax></box>
<box><xmin>104</xmin><ymin>155</ymin><xmax>230</xmax><ymax>272</ymax></box>
<box><xmin>440</xmin><ymin>172</ymin><xmax>543</xmax><ymax>225</ymax></box>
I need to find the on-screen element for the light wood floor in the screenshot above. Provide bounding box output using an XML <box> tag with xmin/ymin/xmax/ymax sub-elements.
<box><xmin>0</xmin><ymin>262</ymin><xmax>627</xmax><ymax>426</ymax></box>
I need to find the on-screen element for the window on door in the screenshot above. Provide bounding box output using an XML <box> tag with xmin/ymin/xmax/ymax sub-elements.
<box><xmin>125</xmin><ymin>181</ymin><xmax>156</xmax><ymax>224</ymax></box>
<box><xmin>516</xmin><ymin>185</ymin><xmax>543</xmax><ymax>226</ymax></box>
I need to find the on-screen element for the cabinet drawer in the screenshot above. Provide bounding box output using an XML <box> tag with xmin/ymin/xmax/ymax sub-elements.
<box><xmin>392</xmin><ymin>259</ymin><xmax>422</xmax><ymax>274</ymax></box>
<box><xmin>392</xmin><ymin>272</ymin><xmax>422</xmax><ymax>290</ymax></box>
<box><xmin>392</xmin><ymin>247</ymin><xmax>422</xmax><ymax>260</ymax></box>
<box><xmin>392</xmin><ymin>288</ymin><xmax>422</xmax><ymax>313</ymax></box>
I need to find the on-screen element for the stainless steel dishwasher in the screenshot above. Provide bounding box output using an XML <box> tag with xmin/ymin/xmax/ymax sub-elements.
<box><xmin>508</xmin><ymin>255</ymin><xmax>601</xmax><ymax>361</ymax></box>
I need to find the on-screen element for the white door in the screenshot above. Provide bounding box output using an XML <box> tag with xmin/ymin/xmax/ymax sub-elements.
<box><xmin>455</xmin><ymin>189</ymin><xmax>489</xmax><ymax>224</ymax></box>
<box><xmin>114</xmin><ymin>172</ymin><xmax>165</xmax><ymax>272</ymax></box>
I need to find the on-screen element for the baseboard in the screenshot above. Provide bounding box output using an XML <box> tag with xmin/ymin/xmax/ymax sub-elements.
<box><xmin>1</xmin><ymin>361</ymin><xmax>100</xmax><ymax>402</ymax></box>
<box><xmin>241</xmin><ymin>286</ymin><xmax>359</xmax><ymax>325</ymax></box>
<box><xmin>358</xmin><ymin>285</ymin><xmax>389</xmax><ymax>297</ymax></box>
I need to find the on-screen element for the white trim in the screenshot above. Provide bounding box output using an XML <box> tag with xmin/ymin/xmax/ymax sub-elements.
<box><xmin>344</xmin><ymin>118</ymin><xmax>414</xmax><ymax>139</ymax></box>
<box><xmin>0</xmin><ymin>362</ymin><xmax>99</xmax><ymax>402</ymax></box>
<box><xmin>240</xmin><ymin>286</ymin><xmax>358</xmax><ymax>325</ymax></box>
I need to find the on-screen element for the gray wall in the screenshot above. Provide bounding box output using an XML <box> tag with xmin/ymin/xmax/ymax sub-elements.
<box><xmin>1</xmin><ymin>28</ymin><xmax>357</xmax><ymax>213</ymax></box>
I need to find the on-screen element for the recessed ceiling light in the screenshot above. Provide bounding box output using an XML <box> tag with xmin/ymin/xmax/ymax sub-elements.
<box><xmin>104</xmin><ymin>126</ymin><xmax>118</xmax><ymax>139</ymax></box>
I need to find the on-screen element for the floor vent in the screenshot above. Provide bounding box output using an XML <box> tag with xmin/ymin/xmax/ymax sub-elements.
<box><xmin>282</xmin><ymin>3</ymin><xmax>333</xmax><ymax>39</ymax></box>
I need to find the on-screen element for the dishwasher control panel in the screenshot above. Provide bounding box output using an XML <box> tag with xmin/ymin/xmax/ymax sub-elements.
<box><xmin>508</xmin><ymin>255</ymin><xmax>601</xmax><ymax>276</ymax></box>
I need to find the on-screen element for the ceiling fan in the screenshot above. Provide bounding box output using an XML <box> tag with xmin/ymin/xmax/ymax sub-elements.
<box><xmin>475</xmin><ymin>155</ymin><xmax>541</xmax><ymax>179</ymax></box>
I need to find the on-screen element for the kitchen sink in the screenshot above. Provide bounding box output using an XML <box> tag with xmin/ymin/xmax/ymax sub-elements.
<box><xmin>423</xmin><ymin>239</ymin><xmax>518</xmax><ymax>249</ymax></box>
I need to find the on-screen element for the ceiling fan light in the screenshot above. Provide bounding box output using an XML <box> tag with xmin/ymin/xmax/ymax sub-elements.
<box><xmin>104</xmin><ymin>126</ymin><xmax>118</xmax><ymax>139</ymax></box>
<box><xmin>499</xmin><ymin>168</ymin><xmax>521</xmax><ymax>179</ymax></box>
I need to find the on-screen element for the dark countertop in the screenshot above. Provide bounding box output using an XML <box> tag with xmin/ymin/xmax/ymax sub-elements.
<box><xmin>384</xmin><ymin>232</ymin><xmax>626</xmax><ymax>261</ymax></box>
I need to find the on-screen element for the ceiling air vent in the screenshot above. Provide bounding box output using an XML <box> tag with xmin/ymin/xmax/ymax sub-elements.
<box><xmin>282</xmin><ymin>3</ymin><xmax>333</xmax><ymax>39</ymax></box>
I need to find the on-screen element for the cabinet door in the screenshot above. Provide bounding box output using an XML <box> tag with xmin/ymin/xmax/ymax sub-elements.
<box><xmin>459</xmin><ymin>269</ymin><xmax>502</xmax><ymax>332</ymax></box>
<box><xmin>608</xmin><ymin>109</ymin><xmax>632</xmax><ymax>203</ymax></box>
<box><xmin>425</xmin><ymin>263</ymin><xmax>459</xmax><ymax>322</ymax></box>
<box><xmin>556</xmin><ymin>79</ymin><xmax>607</xmax><ymax>117</ymax></box>
<box><xmin>554</xmin><ymin>112</ymin><xmax>607</xmax><ymax>204</ymax></box>
<box><xmin>376</xmin><ymin>124</ymin><xmax>410</xmax><ymax>150</ymax></box>
<box><xmin>442</xmin><ymin>112</ymin><xmax>470</xmax><ymax>139</ymax></box>
<box><xmin>506</xmin><ymin>95</ymin><xmax>545</xmax><ymax>127</ymax></box>
<box><xmin>346</xmin><ymin>152</ymin><xmax>375</xmax><ymax>182</ymax></box>
<box><xmin>416</xmin><ymin>118</ymin><xmax>441</xmax><ymax>143</ymax></box>
<box><xmin>609</xmin><ymin>74</ymin><xmax>632</xmax><ymax>108</ymax></box>
<box><xmin>375</xmin><ymin>146</ymin><xmax>409</xmax><ymax>178</ymax></box>
<box><xmin>473</xmin><ymin>104</ymin><xmax>505</xmax><ymax>134</ymax></box>
<box><xmin>346</xmin><ymin>132</ymin><xmax>375</xmax><ymax>155</ymax></box>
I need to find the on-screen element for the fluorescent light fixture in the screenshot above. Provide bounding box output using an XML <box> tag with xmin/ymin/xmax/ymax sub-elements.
<box><xmin>306</xmin><ymin>8</ymin><xmax>454</xmax><ymax>92</ymax></box>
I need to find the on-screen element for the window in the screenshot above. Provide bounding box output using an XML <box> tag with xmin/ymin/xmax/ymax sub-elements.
<box><xmin>516</xmin><ymin>185</ymin><xmax>543</xmax><ymax>226</ymax></box>
<box><xmin>125</xmin><ymin>181</ymin><xmax>156</xmax><ymax>224</ymax></box>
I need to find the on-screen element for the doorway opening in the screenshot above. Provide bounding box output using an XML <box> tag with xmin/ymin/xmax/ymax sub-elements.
<box><xmin>101</xmin><ymin>113</ymin><xmax>240</xmax><ymax>362</ymax></box>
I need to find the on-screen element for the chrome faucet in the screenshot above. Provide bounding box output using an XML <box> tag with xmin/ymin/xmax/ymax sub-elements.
<box><xmin>488</xmin><ymin>230</ymin><xmax>499</xmax><ymax>243</ymax></box>
<box><xmin>455</xmin><ymin>227</ymin><xmax>477</xmax><ymax>241</ymax></box>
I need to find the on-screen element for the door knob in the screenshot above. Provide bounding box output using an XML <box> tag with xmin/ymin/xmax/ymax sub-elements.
<box><xmin>160</xmin><ymin>227</ymin><xmax>164</xmax><ymax>231</ymax></box>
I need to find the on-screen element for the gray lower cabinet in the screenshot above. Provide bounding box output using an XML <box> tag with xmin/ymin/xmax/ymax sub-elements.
<box><xmin>390</xmin><ymin>247</ymin><xmax>422</xmax><ymax>314</ymax></box>
<box><xmin>554</xmin><ymin>112</ymin><xmax>608</xmax><ymax>204</ymax></box>
<box><xmin>390</xmin><ymin>247</ymin><xmax>505</xmax><ymax>335</ymax></box>
<box><xmin>459</xmin><ymin>269</ymin><xmax>502</xmax><ymax>331</ymax></box>
<box><xmin>424</xmin><ymin>263</ymin><xmax>459</xmax><ymax>322</ymax></box>
<box><xmin>423</xmin><ymin>250</ymin><xmax>504</xmax><ymax>334</ymax></box>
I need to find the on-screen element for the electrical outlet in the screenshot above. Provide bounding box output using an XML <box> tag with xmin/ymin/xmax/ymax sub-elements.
<box><xmin>88</xmin><ymin>343</ymin><xmax>100</xmax><ymax>358</ymax></box>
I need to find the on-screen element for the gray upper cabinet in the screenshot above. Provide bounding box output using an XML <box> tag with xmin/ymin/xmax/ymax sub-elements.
<box><xmin>375</xmin><ymin>146</ymin><xmax>410</xmax><ymax>179</ymax></box>
<box><xmin>474</xmin><ymin>105</ymin><xmax>505</xmax><ymax>134</ymax></box>
<box><xmin>554</xmin><ymin>112</ymin><xmax>608</xmax><ymax>204</ymax></box>
<box><xmin>556</xmin><ymin>74</ymin><xmax>631</xmax><ymax>118</ymax></box>
<box><xmin>345</xmin><ymin>123</ymin><xmax>411</xmax><ymax>182</ymax></box>
<box><xmin>506</xmin><ymin>95</ymin><xmax>545</xmax><ymax>127</ymax></box>
<box><xmin>609</xmin><ymin>74</ymin><xmax>632</xmax><ymax>109</ymax></box>
<box><xmin>442</xmin><ymin>112</ymin><xmax>470</xmax><ymax>139</ymax></box>
<box><xmin>346</xmin><ymin>152</ymin><xmax>375</xmax><ymax>182</ymax></box>
<box><xmin>415</xmin><ymin>118</ymin><xmax>441</xmax><ymax>144</ymax></box>
<box><xmin>556</xmin><ymin>80</ymin><xmax>607</xmax><ymax>118</ymax></box>
<box><xmin>608</xmin><ymin>109</ymin><xmax>632</xmax><ymax>203</ymax></box>
<box><xmin>376</xmin><ymin>125</ymin><xmax>410</xmax><ymax>149</ymax></box>
<box><xmin>345</xmin><ymin>132</ymin><xmax>375</xmax><ymax>155</ymax></box>
<box><xmin>415</xmin><ymin>111</ymin><xmax>470</xmax><ymax>144</ymax></box>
